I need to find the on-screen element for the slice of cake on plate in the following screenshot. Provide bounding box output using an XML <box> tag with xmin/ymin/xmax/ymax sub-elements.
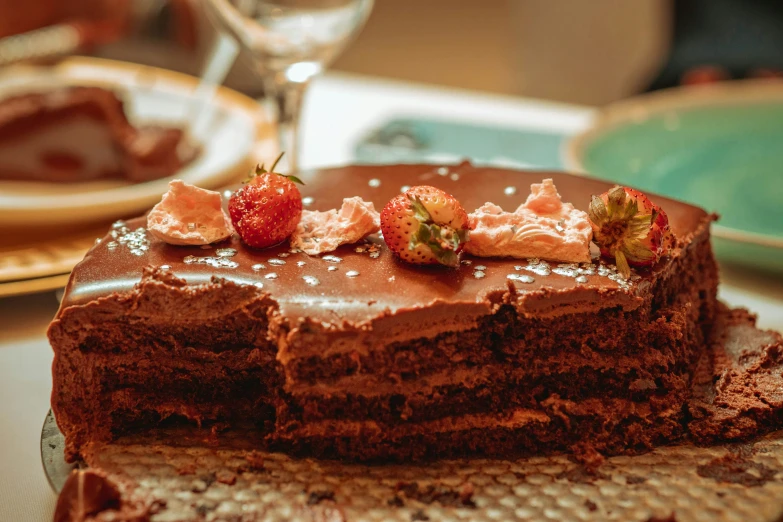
<box><xmin>0</xmin><ymin>87</ymin><xmax>197</xmax><ymax>183</ymax></box>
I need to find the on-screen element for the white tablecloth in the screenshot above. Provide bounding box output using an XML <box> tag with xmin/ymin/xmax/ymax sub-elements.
<box><xmin>1</xmin><ymin>72</ymin><xmax>781</xmax><ymax>522</ymax></box>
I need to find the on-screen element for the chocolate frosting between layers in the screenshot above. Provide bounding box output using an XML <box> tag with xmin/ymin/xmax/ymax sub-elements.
<box><xmin>59</xmin><ymin>163</ymin><xmax>712</xmax><ymax>328</ymax></box>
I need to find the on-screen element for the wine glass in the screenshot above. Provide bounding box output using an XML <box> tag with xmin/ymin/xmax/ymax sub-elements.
<box><xmin>203</xmin><ymin>0</ymin><xmax>374</xmax><ymax>172</ymax></box>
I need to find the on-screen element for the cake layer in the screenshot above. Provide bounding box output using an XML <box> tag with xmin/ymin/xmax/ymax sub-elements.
<box><xmin>273</xmin><ymin>396</ymin><xmax>686</xmax><ymax>461</ymax></box>
<box><xmin>50</xmin><ymin>269</ymin><xmax>280</xmax><ymax>461</ymax></box>
<box><xmin>282</xmin><ymin>296</ymin><xmax>703</xmax><ymax>425</ymax></box>
<box><xmin>274</xmin><ymin>307</ymin><xmax>782</xmax><ymax>462</ymax></box>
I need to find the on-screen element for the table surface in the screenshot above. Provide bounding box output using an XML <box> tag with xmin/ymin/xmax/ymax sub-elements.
<box><xmin>1</xmin><ymin>72</ymin><xmax>781</xmax><ymax>522</ymax></box>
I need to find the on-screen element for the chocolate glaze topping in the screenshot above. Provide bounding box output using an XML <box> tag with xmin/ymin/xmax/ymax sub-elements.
<box><xmin>60</xmin><ymin>163</ymin><xmax>712</xmax><ymax>326</ymax></box>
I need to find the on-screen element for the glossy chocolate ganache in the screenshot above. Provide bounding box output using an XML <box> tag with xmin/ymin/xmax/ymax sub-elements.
<box><xmin>61</xmin><ymin>162</ymin><xmax>711</xmax><ymax>319</ymax></box>
<box><xmin>50</xmin><ymin>162</ymin><xmax>783</xmax><ymax>465</ymax></box>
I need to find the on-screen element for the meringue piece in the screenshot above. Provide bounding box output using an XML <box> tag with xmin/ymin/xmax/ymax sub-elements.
<box><xmin>146</xmin><ymin>179</ymin><xmax>234</xmax><ymax>246</ymax></box>
<box><xmin>291</xmin><ymin>197</ymin><xmax>380</xmax><ymax>255</ymax></box>
<box><xmin>465</xmin><ymin>179</ymin><xmax>592</xmax><ymax>263</ymax></box>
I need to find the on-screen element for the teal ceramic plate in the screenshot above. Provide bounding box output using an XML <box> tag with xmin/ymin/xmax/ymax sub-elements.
<box><xmin>566</xmin><ymin>80</ymin><xmax>783</xmax><ymax>274</ymax></box>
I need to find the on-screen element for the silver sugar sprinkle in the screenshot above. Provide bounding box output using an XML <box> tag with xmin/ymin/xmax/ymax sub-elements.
<box><xmin>553</xmin><ymin>263</ymin><xmax>579</xmax><ymax>277</ymax></box>
<box><xmin>94</xmin><ymin>238</ymin><xmax>102</xmax><ymax>245</ymax></box>
<box><xmin>450</xmin><ymin>173</ymin><xmax>460</xmax><ymax>181</ymax></box>
<box><xmin>268</xmin><ymin>258</ymin><xmax>286</xmax><ymax>265</ymax></box>
<box><xmin>216</xmin><ymin>248</ymin><xmax>237</xmax><ymax>257</ymax></box>
<box><xmin>437</xmin><ymin>167</ymin><xmax>449</xmax><ymax>176</ymax></box>
<box><xmin>507</xmin><ymin>274</ymin><xmax>535</xmax><ymax>284</ymax></box>
<box><xmin>182</xmin><ymin>255</ymin><xmax>238</xmax><ymax>268</ymax></box>
<box><xmin>278</xmin><ymin>252</ymin><xmax>290</xmax><ymax>258</ymax></box>
<box><xmin>302</xmin><ymin>196</ymin><xmax>315</xmax><ymax>207</ymax></box>
<box><xmin>264</xmin><ymin>272</ymin><xmax>278</xmax><ymax>280</ymax></box>
<box><xmin>346</xmin><ymin>270</ymin><xmax>360</xmax><ymax>278</ymax></box>
<box><xmin>327</xmin><ymin>266</ymin><xmax>338</xmax><ymax>272</ymax></box>
<box><xmin>474</xmin><ymin>265</ymin><xmax>487</xmax><ymax>271</ymax></box>
<box><xmin>473</xmin><ymin>270</ymin><xmax>486</xmax><ymax>279</ymax></box>
<box><xmin>110</xmin><ymin>227</ymin><xmax>150</xmax><ymax>256</ymax></box>
<box><xmin>106</xmin><ymin>241</ymin><xmax>118</xmax><ymax>250</ymax></box>
<box><xmin>223</xmin><ymin>190</ymin><xmax>233</xmax><ymax>199</ymax></box>
<box><xmin>401</xmin><ymin>185</ymin><xmax>411</xmax><ymax>192</ymax></box>
<box><xmin>322</xmin><ymin>255</ymin><xmax>342</xmax><ymax>263</ymax></box>
<box><xmin>369</xmin><ymin>251</ymin><xmax>380</xmax><ymax>259</ymax></box>
<box><xmin>504</xmin><ymin>186</ymin><xmax>517</xmax><ymax>196</ymax></box>
<box><xmin>159</xmin><ymin>265</ymin><xmax>171</xmax><ymax>270</ymax></box>
<box><xmin>461</xmin><ymin>259</ymin><xmax>473</xmax><ymax>265</ymax></box>
<box><xmin>524</xmin><ymin>259</ymin><xmax>552</xmax><ymax>276</ymax></box>
<box><xmin>254</xmin><ymin>282</ymin><xmax>264</xmax><ymax>289</ymax></box>
<box><xmin>368</xmin><ymin>178</ymin><xmax>381</xmax><ymax>188</ymax></box>
<box><xmin>575</xmin><ymin>275</ymin><xmax>588</xmax><ymax>284</ymax></box>
<box><xmin>252</xmin><ymin>263</ymin><xmax>266</xmax><ymax>271</ymax></box>
<box><xmin>303</xmin><ymin>275</ymin><xmax>320</xmax><ymax>286</ymax></box>
<box><xmin>297</xmin><ymin>261</ymin><xmax>306</xmax><ymax>267</ymax></box>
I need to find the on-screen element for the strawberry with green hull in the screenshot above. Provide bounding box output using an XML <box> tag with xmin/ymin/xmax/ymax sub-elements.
<box><xmin>588</xmin><ymin>186</ymin><xmax>675</xmax><ymax>278</ymax></box>
<box><xmin>380</xmin><ymin>185</ymin><xmax>470</xmax><ymax>267</ymax></box>
<box><xmin>228</xmin><ymin>153</ymin><xmax>304</xmax><ymax>249</ymax></box>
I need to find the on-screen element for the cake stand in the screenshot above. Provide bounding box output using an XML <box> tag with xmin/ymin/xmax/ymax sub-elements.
<box><xmin>41</xmin><ymin>411</ymin><xmax>783</xmax><ymax>522</ymax></box>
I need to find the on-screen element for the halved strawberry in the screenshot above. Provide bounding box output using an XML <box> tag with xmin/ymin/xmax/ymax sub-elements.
<box><xmin>228</xmin><ymin>153</ymin><xmax>304</xmax><ymax>248</ymax></box>
<box><xmin>380</xmin><ymin>185</ymin><xmax>470</xmax><ymax>266</ymax></box>
<box><xmin>588</xmin><ymin>186</ymin><xmax>675</xmax><ymax>277</ymax></box>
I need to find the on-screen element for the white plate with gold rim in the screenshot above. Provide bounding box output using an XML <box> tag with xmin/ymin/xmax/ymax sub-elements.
<box><xmin>0</xmin><ymin>56</ymin><xmax>276</xmax><ymax>228</ymax></box>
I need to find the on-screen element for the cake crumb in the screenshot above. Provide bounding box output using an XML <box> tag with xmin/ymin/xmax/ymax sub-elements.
<box><xmin>410</xmin><ymin>509</ymin><xmax>430</xmax><ymax>521</ymax></box>
<box><xmin>387</xmin><ymin>496</ymin><xmax>405</xmax><ymax>507</ymax></box>
<box><xmin>624</xmin><ymin>474</ymin><xmax>647</xmax><ymax>485</ymax></box>
<box><xmin>395</xmin><ymin>481</ymin><xmax>476</xmax><ymax>508</ymax></box>
<box><xmin>307</xmin><ymin>489</ymin><xmax>336</xmax><ymax>505</ymax></box>
<box><xmin>696</xmin><ymin>454</ymin><xmax>776</xmax><ymax>487</ymax></box>
<box><xmin>216</xmin><ymin>470</ymin><xmax>237</xmax><ymax>485</ymax></box>
<box><xmin>176</xmin><ymin>462</ymin><xmax>197</xmax><ymax>476</ymax></box>
<box><xmin>243</xmin><ymin>451</ymin><xmax>265</xmax><ymax>471</ymax></box>
<box><xmin>570</xmin><ymin>442</ymin><xmax>606</xmax><ymax>473</ymax></box>
<box><xmin>585</xmin><ymin>500</ymin><xmax>598</xmax><ymax>512</ymax></box>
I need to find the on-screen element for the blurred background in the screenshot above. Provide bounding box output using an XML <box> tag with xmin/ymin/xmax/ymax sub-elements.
<box><xmin>0</xmin><ymin>0</ymin><xmax>782</xmax><ymax>295</ymax></box>
<box><xmin>4</xmin><ymin>0</ymin><xmax>783</xmax><ymax>102</ymax></box>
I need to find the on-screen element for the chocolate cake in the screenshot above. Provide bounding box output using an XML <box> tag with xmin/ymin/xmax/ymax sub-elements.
<box><xmin>0</xmin><ymin>87</ymin><xmax>197</xmax><ymax>183</ymax></box>
<box><xmin>48</xmin><ymin>162</ymin><xmax>780</xmax><ymax>464</ymax></box>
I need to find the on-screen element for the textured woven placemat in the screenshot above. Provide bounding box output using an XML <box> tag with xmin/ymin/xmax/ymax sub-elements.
<box><xmin>42</xmin><ymin>412</ymin><xmax>783</xmax><ymax>522</ymax></box>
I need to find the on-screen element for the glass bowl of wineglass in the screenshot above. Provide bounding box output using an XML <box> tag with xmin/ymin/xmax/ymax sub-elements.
<box><xmin>203</xmin><ymin>0</ymin><xmax>374</xmax><ymax>172</ymax></box>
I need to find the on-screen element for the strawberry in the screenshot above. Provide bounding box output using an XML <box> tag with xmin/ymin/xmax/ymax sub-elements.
<box><xmin>228</xmin><ymin>153</ymin><xmax>304</xmax><ymax>249</ymax></box>
<box><xmin>588</xmin><ymin>186</ymin><xmax>675</xmax><ymax>278</ymax></box>
<box><xmin>380</xmin><ymin>185</ymin><xmax>470</xmax><ymax>267</ymax></box>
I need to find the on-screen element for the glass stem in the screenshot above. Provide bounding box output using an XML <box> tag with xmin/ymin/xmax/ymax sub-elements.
<box><xmin>266</xmin><ymin>77</ymin><xmax>307</xmax><ymax>173</ymax></box>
